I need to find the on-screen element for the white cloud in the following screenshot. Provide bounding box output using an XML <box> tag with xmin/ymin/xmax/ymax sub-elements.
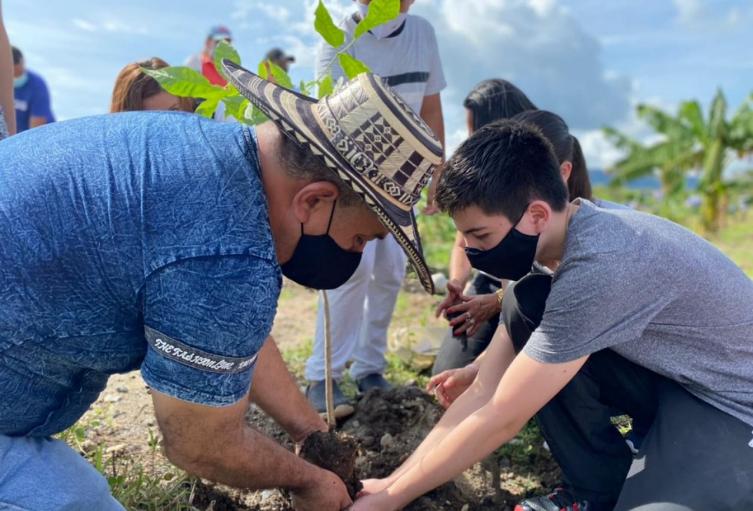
<box><xmin>412</xmin><ymin>0</ymin><xmax>632</xmax><ymax>130</ymax></box>
<box><xmin>673</xmin><ymin>0</ymin><xmax>704</xmax><ymax>24</ymax></box>
<box><xmin>672</xmin><ymin>0</ymin><xmax>753</xmax><ymax>28</ymax></box>
<box><xmin>70</xmin><ymin>17</ymin><xmax>147</xmax><ymax>35</ymax></box>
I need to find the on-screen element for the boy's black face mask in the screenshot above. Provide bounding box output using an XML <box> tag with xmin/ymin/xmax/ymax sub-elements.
<box><xmin>281</xmin><ymin>201</ymin><xmax>362</xmax><ymax>290</ymax></box>
<box><xmin>464</xmin><ymin>207</ymin><xmax>539</xmax><ymax>281</ymax></box>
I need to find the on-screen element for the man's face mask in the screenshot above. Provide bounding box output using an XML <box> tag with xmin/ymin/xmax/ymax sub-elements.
<box><xmin>281</xmin><ymin>201</ymin><xmax>362</xmax><ymax>289</ymax></box>
<box><xmin>356</xmin><ymin>2</ymin><xmax>407</xmax><ymax>39</ymax></box>
<box><xmin>14</xmin><ymin>72</ymin><xmax>28</xmax><ymax>89</ymax></box>
<box><xmin>464</xmin><ymin>206</ymin><xmax>539</xmax><ymax>281</ymax></box>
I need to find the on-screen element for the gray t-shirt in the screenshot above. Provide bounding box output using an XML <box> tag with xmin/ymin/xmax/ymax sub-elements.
<box><xmin>525</xmin><ymin>199</ymin><xmax>753</xmax><ymax>426</ymax></box>
<box><xmin>315</xmin><ymin>13</ymin><xmax>446</xmax><ymax>114</ymax></box>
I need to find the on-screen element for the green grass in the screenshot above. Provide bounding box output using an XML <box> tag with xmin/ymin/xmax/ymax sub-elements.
<box><xmin>58</xmin><ymin>409</ymin><xmax>197</xmax><ymax>510</ymax></box>
<box><xmin>713</xmin><ymin>214</ymin><xmax>753</xmax><ymax>277</ymax></box>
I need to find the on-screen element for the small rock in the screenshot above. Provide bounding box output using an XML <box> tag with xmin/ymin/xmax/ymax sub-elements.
<box><xmin>498</xmin><ymin>457</ymin><xmax>511</xmax><ymax>469</ymax></box>
<box><xmin>461</xmin><ymin>505</ymin><xmax>470</xmax><ymax>511</ymax></box>
<box><xmin>380</xmin><ymin>433</ymin><xmax>395</xmax><ymax>449</ymax></box>
<box><xmin>260</xmin><ymin>490</ymin><xmax>276</xmax><ymax>503</ymax></box>
<box><xmin>103</xmin><ymin>394</ymin><xmax>122</xmax><ymax>403</ymax></box>
<box><xmin>509</xmin><ymin>437</ymin><xmax>523</xmax><ymax>446</ymax></box>
<box><xmin>116</xmin><ymin>386</ymin><xmax>129</xmax><ymax>393</ymax></box>
<box><xmin>350</xmin><ymin>420</ymin><xmax>360</xmax><ymax>428</ymax></box>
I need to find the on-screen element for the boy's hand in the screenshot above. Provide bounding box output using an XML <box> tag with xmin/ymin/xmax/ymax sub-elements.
<box><xmin>426</xmin><ymin>364</ymin><xmax>479</xmax><ymax>408</ymax></box>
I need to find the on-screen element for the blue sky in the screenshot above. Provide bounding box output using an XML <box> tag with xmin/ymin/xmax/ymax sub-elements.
<box><xmin>5</xmin><ymin>0</ymin><xmax>753</xmax><ymax>168</ymax></box>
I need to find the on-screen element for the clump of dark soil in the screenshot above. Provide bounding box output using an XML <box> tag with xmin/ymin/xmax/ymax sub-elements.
<box><xmin>298</xmin><ymin>430</ymin><xmax>362</xmax><ymax>499</ymax></box>
<box><xmin>191</xmin><ymin>480</ymin><xmax>249</xmax><ymax>510</ymax></box>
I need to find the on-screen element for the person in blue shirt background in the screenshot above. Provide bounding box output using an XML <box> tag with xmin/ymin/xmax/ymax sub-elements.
<box><xmin>0</xmin><ymin>61</ymin><xmax>442</xmax><ymax>511</ymax></box>
<box><xmin>12</xmin><ymin>45</ymin><xmax>55</xmax><ymax>132</ymax></box>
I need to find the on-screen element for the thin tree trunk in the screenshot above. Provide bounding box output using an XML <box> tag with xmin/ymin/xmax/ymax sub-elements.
<box><xmin>322</xmin><ymin>290</ymin><xmax>336</xmax><ymax>429</ymax></box>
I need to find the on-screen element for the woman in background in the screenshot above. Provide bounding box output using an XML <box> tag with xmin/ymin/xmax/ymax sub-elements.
<box><xmin>110</xmin><ymin>57</ymin><xmax>194</xmax><ymax>113</ymax></box>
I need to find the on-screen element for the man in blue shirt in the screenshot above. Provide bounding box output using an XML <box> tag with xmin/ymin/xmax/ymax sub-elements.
<box><xmin>0</xmin><ymin>62</ymin><xmax>443</xmax><ymax>510</ymax></box>
<box><xmin>12</xmin><ymin>46</ymin><xmax>55</xmax><ymax>132</ymax></box>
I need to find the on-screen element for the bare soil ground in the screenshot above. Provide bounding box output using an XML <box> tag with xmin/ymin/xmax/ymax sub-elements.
<box><xmin>76</xmin><ymin>280</ymin><xmax>559</xmax><ymax>510</ymax></box>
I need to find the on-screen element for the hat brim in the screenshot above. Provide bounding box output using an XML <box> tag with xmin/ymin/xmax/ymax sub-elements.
<box><xmin>222</xmin><ymin>59</ymin><xmax>435</xmax><ymax>294</ymax></box>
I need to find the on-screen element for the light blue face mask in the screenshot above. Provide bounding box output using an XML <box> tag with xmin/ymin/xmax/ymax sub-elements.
<box><xmin>14</xmin><ymin>72</ymin><xmax>28</xmax><ymax>89</ymax></box>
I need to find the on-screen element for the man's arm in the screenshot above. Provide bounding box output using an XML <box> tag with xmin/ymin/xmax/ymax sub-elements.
<box><xmin>363</xmin><ymin>323</ymin><xmax>516</xmax><ymax>494</ymax></box>
<box><xmin>151</xmin><ymin>386</ymin><xmax>351</xmax><ymax>510</ymax></box>
<box><xmin>247</xmin><ymin>336</ymin><xmax>328</xmax><ymax>443</ymax></box>
<box><xmin>362</xmin><ymin>353</ymin><xmax>588</xmax><ymax>510</ymax></box>
<box><xmin>0</xmin><ymin>0</ymin><xmax>15</xmax><ymax>135</ymax></box>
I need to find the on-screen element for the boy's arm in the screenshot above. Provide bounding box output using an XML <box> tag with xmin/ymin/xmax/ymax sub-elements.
<box><xmin>365</xmin><ymin>323</ymin><xmax>516</xmax><ymax>492</ymax></box>
<box><xmin>368</xmin><ymin>352</ymin><xmax>588</xmax><ymax>510</ymax></box>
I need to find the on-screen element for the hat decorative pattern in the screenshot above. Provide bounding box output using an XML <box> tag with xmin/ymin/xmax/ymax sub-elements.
<box><xmin>221</xmin><ymin>60</ymin><xmax>442</xmax><ymax>293</ymax></box>
<box><xmin>316</xmin><ymin>78</ymin><xmax>436</xmax><ymax>210</ymax></box>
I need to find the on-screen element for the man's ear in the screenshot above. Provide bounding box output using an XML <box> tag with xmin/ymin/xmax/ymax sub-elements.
<box><xmin>291</xmin><ymin>181</ymin><xmax>340</xmax><ymax>224</ymax></box>
<box><xmin>560</xmin><ymin>161</ymin><xmax>573</xmax><ymax>184</ymax></box>
<box><xmin>527</xmin><ymin>200</ymin><xmax>552</xmax><ymax>234</ymax></box>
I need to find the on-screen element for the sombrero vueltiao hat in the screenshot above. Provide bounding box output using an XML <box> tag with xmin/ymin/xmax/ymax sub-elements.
<box><xmin>222</xmin><ymin>60</ymin><xmax>443</xmax><ymax>294</ymax></box>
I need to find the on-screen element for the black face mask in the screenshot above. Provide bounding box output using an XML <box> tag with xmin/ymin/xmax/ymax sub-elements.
<box><xmin>281</xmin><ymin>201</ymin><xmax>362</xmax><ymax>290</ymax></box>
<box><xmin>464</xmin><ymin>207</ymin><xmax>539</xmax><ymax>281</ymax></box>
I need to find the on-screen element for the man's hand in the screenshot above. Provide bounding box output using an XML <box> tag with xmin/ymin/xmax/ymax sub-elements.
<box><xmin>426</xmin><ymin>364</ymin><xmax>479</xmax><ymax>408</ymax></box>
<box><xmin>292</xmin><ymin>468</ymin><xmax>353</xmax><ymax>511</ymax></box>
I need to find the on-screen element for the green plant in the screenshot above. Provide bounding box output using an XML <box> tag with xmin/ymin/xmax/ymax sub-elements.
<box><xmin>143</xmin><ymin>0</ymin><xmax>400</xmax><ymax>126</ymax></box>
<box><xmin>604</xmin><ymin>90</ymin><xmax>753</xmax><ymax>232</ymax></box>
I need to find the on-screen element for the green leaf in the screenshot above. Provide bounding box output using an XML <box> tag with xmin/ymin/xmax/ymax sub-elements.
<box><xmin>256</xmin><ymin>59</ymin><xmax>294</xmax><ymax>90</ymax></box>
<box><xmin>244</xmin><ymin>104</ymin><xmax>268</xmax><ymax>125</ymax></box>
<box><xmin>142</xmin><ymin>66</ymin><xmax>223</xmax><ymax>99</ymax></box>
<box><xmin>213</xmin><ymin>40</ymin><xmax>241</xmax><ymax>80</ymax></box>
<box><xmin>318</xmin><ymin>75</ymin><xmax>334</xmax><ymax>98</ymax></box>
<box><xmin>354</xmin><ymin>0</ymin><xmax>401</xmax><ymax>39</ymax></box>
<box><xmin>337</xmin><ymin>53</ymin><xmax>371</xmax><ymax>79</ymax></box>
<box><xmin>222</xmin><ymin>94</ymin><xmax>250</xmax><ymax>123</ymax></box>
<box><xmin>195</xmin><ymin>96</ymin><xmax>220</xmax><ymax>118</ymax></box>
<box><xmin>315</xmin><ymin>0</ymin><xmax>345</xmax><ymax>48</ymax></box>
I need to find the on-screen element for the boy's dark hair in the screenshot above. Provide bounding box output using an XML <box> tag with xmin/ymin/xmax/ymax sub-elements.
<box><xmin>436</xmin><ymin>120</ymin><xmax>568</xmax><ymax>219</ymax></box>
<box><xmin>463</xmin><ymin>79</ymin><xmax>537</xmax><ymax>132</ymax></box>
<box><xmin>11</xmin><ymin>46</ymin><xmax>22</xmax><ymax>66</ymax></box>
<box><xmin>512</xmin><ymin>110</ymin><xmax>593</xmax><ymax>201</ymax></box>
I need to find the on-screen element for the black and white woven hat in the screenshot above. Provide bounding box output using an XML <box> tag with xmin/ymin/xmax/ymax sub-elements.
<box><xmin>222</xmin><ymin>60</ymin><xmax>444</xmax><ymax>293</ymax></box>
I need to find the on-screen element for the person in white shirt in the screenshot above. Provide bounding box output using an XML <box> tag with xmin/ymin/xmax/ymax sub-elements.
<box><xmin>305</xmin><ymin>0</ymin><xmax>446</xmax><ymax>418</ymax></box>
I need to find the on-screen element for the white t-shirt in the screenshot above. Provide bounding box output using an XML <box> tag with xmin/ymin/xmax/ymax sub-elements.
<box><xmin>315</xmin><ymin>13</ymin><xmax>446</xmax><ymax>114</ymax></box>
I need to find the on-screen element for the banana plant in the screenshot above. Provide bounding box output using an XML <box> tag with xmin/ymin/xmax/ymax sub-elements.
<box><xmin>604</xmin><ymin>90</ymin><xmax>753</xmax><ymax>232</ymax></box>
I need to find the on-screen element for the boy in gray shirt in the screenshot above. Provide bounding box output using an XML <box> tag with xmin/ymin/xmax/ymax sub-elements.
<box><xmin>351</xmin><ymin>120</ymin><xmax>753</xmax><ymax>511</ymax></box>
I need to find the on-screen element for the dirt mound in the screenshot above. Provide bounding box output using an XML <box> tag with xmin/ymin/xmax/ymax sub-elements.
<box><xmin>205</xmin><ymin>385</ymin><xmax>557</xmax><ymax>510</ymax></box>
